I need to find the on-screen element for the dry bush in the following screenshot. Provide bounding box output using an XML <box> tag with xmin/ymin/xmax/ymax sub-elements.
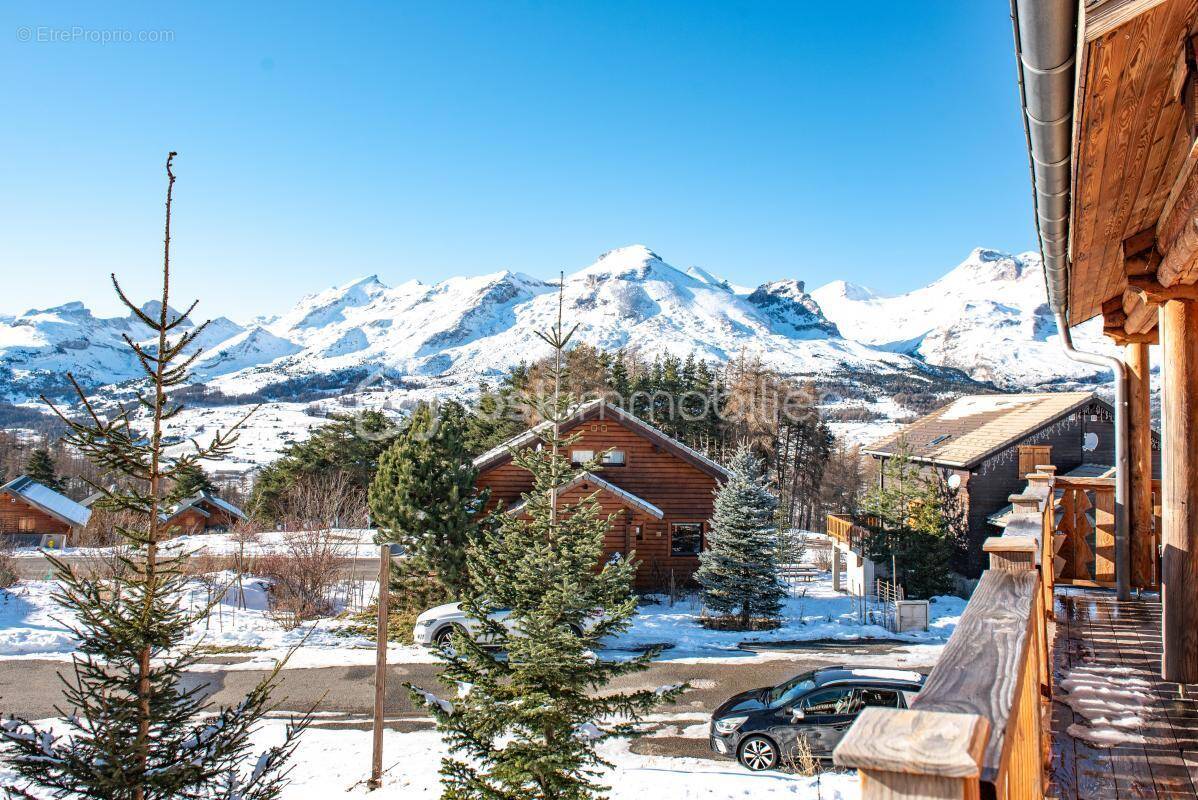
<box><xmin>75</xmin><ymin>507</ymin><xmax>141</xmax><ymax>548</ymax></box>
<box><xmin>258</xmin><ymin>529</ymin><xmax>349</xmax><ymax>628</ymax></box>
<box><xmin>277</xmin><ymin>473</ymin><xmax>368</xmax><ymax>532</ymax></box>
<box><xmin>0</xmin><ymin>539</ymin><xmax>17</xmax><ymax>589</ymax></box>
<box><xmin>781</xmin><ymin>735</ymin><xmax>820</xmax><ymax>776</ymax></box>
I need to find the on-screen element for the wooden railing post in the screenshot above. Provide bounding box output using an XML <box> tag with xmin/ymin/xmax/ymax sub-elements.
<box><xmin>985</xmin><ymin>535</ymin><xmax>1037</xmax><ymax>572</ymax></box>
<box><xmin>834</xmin><ymin>708</ymin><xmax>989</xmax><ymax>800</ymax></box>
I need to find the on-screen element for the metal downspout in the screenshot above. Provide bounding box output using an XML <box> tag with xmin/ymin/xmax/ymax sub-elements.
<box><xmin>1013</xmin><ymin>0</ymin><xmax>1131</xmax><ymax>598</ymax></box>
<box><xmin>1055</xmin><ymin>313</ymin><xmax>1132</xmax><ymax>600</ymax></box>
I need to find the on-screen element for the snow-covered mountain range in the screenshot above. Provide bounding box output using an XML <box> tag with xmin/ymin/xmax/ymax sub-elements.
<box><xmin>0</xmin><ymin>245</ymin><xmax>1116</xmax><ymax>468</ymax></box>
<box><xmin>810</xmin><ymin>248</ymin><xmax>1116</xmax><ymax>389</ymax></box>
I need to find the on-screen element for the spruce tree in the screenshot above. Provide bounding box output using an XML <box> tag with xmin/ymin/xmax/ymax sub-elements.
<box><xmin>0</xmin><ymin>153</ymin><xmax>308</xmax><ymax>800</ymax></box>
<box><xmin>369</xmin><ymin>400</ymin><xmax>487</xmax><ymax>599</ymax></box>
<box><xmin>695</xmin><ymin>445</ymin><xmax>786</xmax><ymax>629</ymax></box>
<box><xmin>408</xmin><ymin>282</ymin><xmax>683</xmax><ymax>800</ymax></box>
<box><xmin>24</xmin><ymin>447</ymin><xmax>62</xmax><ymax>493</ymax></box>
<box><xmin>168</xmin><ymin>461</ymin><xmax>216</xmax><ymax>503</ymax></box>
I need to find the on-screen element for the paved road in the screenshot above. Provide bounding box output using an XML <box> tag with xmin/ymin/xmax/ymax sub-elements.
<box><xmin>0</xmin><ymin>645</ymin><xmax>916</xmax><ymax>726</ymax></box>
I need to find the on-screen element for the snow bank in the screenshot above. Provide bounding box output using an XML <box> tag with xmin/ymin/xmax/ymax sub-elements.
<box><xmin>609</xmin><ymin>573</ymin><xmax>964</xmax><ymax>661</ymax></box>
<box><xmin>0</xmin><ymin>718</ymin><xmax>862</xmax><ymax>799</ymax></box>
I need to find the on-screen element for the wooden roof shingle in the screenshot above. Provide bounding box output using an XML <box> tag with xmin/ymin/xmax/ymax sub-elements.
<box><xmin>863</xmin><ymin>392</ymin><xmax>1100</xmax><ymax>469</ymax></box>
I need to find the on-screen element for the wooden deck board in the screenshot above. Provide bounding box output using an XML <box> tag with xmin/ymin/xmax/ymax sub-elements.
<box><xmin>1049</xmin><ymin>589</ymin><xmax>1198</xmax><ymax>799</ymax></box>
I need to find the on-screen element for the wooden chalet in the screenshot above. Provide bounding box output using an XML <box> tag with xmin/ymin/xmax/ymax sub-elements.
<box><xmin>162</xmin><ymin>491</ymin><xmax>247</xmax><ymax>534</ymax></box>
<box><xmin>864</xmin><ymin>392</ymin><xmax>1159</xmax><ymax>576</ymax></box>
<box><xmin>0</xmin><ymin>475</ymin><xmax>90</xmax><ymax>548</ymax></box>
<box><xmin>832</xmin><ymin>2</ymin><xmax>1198</xmax><ymax>798</ymax></box>
<box><xmin>473</xmin><ymin>399</ymin><xmax>731</xmax><ymax>590</ymax></box>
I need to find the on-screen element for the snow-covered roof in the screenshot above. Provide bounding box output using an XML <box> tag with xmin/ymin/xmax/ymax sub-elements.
<box><xmin>864</xmin><ymin>392</ymin><xmax>1103</xmax><ymax>469</ymax></box>
<box><xmin>165</xmin><ymin>491</ymin><xmax>247</xmax><ymax>523</ymax></box>
<box><xmin>473</xmin><ymin>398</ymin><xmax>732</xmax><ymax>481</ymax></box>
<box><xmin>0</xmin><ymin>476</ymin><xmax>91</xmax><ymax>528</ymax></box>
<box><xmin>507</xmin><ymin>471</ymin><xmax>665</xmax><ymax>520</ymax></box>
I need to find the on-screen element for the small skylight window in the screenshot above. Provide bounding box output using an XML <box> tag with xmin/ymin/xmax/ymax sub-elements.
<box><xmin>928</xmin><ymin>434</ymin><xmax>952</xmax><ymax>446</ymax></box>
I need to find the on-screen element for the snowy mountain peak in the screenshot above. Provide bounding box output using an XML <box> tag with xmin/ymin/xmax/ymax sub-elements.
<box><xmin>812</xmin><ymin>279</ymin><xmax>878</xmax><ymax>303</ymax></box>
<box><xmin>138</xmin><ymin>300</ymin><xmax>193</xmax><ymax>328</ymax></box>
<box><xmin>745</xmin><ymin>280</ymin><xmax>839</xmax><ymax>339</ymax></box>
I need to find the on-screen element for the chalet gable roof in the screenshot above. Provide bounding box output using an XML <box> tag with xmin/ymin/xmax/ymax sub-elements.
<box><xmin>163</xmin><ymin>491</ymin><xmax>247</xmax><ymax>524</ymax></box>
<box><xmin>863</xmin><ymin>392</ymin><xmax>1103</xmax><ymax>469</ymax></box>
<box><xmin>0</xmin><ymin>475</ymin><xmax>91</xmax><ymax>528</ymax></box>
<box><xmin>506</xmin><ymin>471</ymin><xmax>665</xmax><ymax>520</ymax></box>
<box><xmin>472</xmin><ymin>398</ymin><xmax>732</xmax><ymax>481</ymax></box>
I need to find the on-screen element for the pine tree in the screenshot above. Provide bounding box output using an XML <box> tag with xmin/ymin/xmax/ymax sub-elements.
<box><xmin>860</xmin><ymin>441</ymin><xmax>959</xmax><ymax>599</ymax></box>
<box><xmin>369</xmin><ymin>401</ymin><xmax>487</xmax><ymax>599</ymax></box>
<box><xmin>695</xmin><ymin>445</ymin><xmax>786</xmax><ymax>629</ymax></box>
<box><xmin>24</xmin><ymin>447</ymin><xmax>62</xmax><ymax>493</ymax></box>
<box><xmin>0</xmin><ymin>154</ymin><xmax>308</xmax><ymax>800</ymax></box>
<box><xmin>408</xmin><ymin>280</ymin><xmax>683</xmax><ymax>800</ymax></box>
<box><xmin>169</xmin><ymin>461</ymin><xmax>216</xmax><ymax>503</ymax></box>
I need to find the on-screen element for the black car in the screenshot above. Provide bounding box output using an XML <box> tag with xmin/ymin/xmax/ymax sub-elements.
<box><xmin>709</xmin><ymin>666</ymin><xmax>925</xmax><ymax>771</ymax></box>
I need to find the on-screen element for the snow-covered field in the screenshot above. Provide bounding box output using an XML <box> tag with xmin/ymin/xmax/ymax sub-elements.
<box><xmin>0</xmin><ymin>560</ymin><xmax>963</xmax><ymax>668</ymax></box>
<box><xmin>11</xmin><ymin>528</ymin><xmax>382</xmax><ymax>561</ymax></box>
<box><xmin>0</xmin><ymin>716</ymin><xmax>861</xmax><ymax>799</ymax></box>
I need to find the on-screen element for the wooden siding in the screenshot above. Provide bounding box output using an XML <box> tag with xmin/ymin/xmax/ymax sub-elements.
<box><xmin>0</xmin><ymin>491</ymin><xmax>71</xmax><ymax>537</ymax></box>
<box><xmin>476</xmin><ymin>417</ymin><xmax>720</xmax><ymax>590</ymax></box>
<box><xmin>165</xmin><ymin>501</ymin><xmax>240</xmax><ymax>534</ymax></box>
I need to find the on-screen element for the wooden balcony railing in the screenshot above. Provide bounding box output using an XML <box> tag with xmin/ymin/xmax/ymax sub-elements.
<box><xmin>825</xmin><ymin>512</ymin><xmax>877</xmax><ymax>552</ymax></box>
<box><xmin>834</xmin><ymin>475</ymin><xmax>1054</xmax><ymax>799</ymax></box>
<box><xmin>1043</xmin><ymin>474</ymin><xmax>1159</xmax><ymax>591</ymax></box>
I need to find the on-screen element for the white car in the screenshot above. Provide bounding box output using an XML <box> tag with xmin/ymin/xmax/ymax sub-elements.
<box><xmin>413</xmin><ymin>602</ymin><xmax>605</xmax><ymax>648</ymax></box>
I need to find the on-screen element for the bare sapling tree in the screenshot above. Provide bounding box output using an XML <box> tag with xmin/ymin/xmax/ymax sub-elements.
<box><xmin>0</xmin><ymin>153</ymin><xmax>309</xmax><ymax>800</ymax></box>
<box><xmin>257</xmin><ymin>473</ymin><xmax>359</xmax><ymax>626</ymax></box>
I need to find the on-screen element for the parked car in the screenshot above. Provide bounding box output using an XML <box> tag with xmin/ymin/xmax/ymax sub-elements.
<box><xmin>709</xmin><ymin>666</ymin><xmax>925</xmax><ymax>771</ymax></box>
<box><xmin>413</xmin><ymin>602</ymin><xmax>606</xmax><ymax>648</ymax></box>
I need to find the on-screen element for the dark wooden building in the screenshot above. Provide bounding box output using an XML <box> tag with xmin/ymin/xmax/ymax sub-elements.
<box><xmin>0</xmin><ymin>475</ymin><xmax>91</xmax><ymax>548</ymax></box>
<box><xmin>162</xmin><ymin>491</ymin><xmax>247</xmax><ymax>534</ymax></box>
<box><xmin>474</xmin><ymin>399</ymin><xmax>730</xmax><ymax>590</ymax></box>
<box><xmin>863</xmin><ymin>392</ymin><xmax>1159</xmax><ymax>577</ymax></box>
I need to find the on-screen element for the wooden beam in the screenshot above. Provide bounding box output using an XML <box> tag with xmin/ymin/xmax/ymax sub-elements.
<box><xmin>1159</xmin><ymin>298</ymin><xmax>1198</xmax><ymax>682</ymax></box>
<box><xmin>1123</xmin><ymin>228</ymin><xmax>1163</xmax><ymax>276</ymax></box>
<box><xmin>1105</xmin><ymin>325</ymin><xmax>1160</xmax><ymax>345</ymax></box>
<box><xmin>1103</xmin><ymin>294</ymin><xmax>1129</xmax><ymax>329</ymax></box>
<box><xmin>1085</xmin><ymin>0</ymin><xmax>1172</xmax><ymax>42</ymax></box>
<box><xmin>1127</xmin><ymin>275</ymin><xmax>1198</xmax><ymax>303</ymax></box>
<box><xmin>833</xmin><ymin>708</ymin><xmax>988</xmax><ymax>800</ymax></box>
<box><xmin>1127</xmin><ymin>341</ymin><xmax>1157</xmax><ymax>589</ymax></box>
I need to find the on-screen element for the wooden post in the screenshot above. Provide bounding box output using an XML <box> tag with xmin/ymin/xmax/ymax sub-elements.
<box><xmin>1127</xmin><ymin>341</ymin><xmax>1156</xmax><ymax>589</ymax></box>
<box><xmin>834</xmin><ymin>707</ymin><xmax>989</xmax><ymax>800</ymax></box>
<box><xmin>832</xmin><ymin>543</ymin><xmax>842</xmax><ymax>592</ymax></box>
<box><xmin>1160</xmin><ymin>299</ymin><xmax>1198</xmax><ymax>683</ymax></box>
<box><xmin>369</xmin><ymin>544</ymin><xmax>391</xmax><ymax>790</ymax></box>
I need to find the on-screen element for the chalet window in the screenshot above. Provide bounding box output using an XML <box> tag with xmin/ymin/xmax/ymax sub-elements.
<box><xmin>671</xmin><ymin>522</ymin><xmax>703</xmax><ymax>556</ymax></box>
<box><xmin>17</xmin><ymin>517</ymin><xmax>36</xmax><ymax>532</ymax></box>
<box><xmin>601</xmin><ymin>450</ymin><xmax>626</xmax><ymax>466</ymax></box>
<box><xmin>1018</xmin><ymin>445</ymin><xmax>1052</xmax><ymax>478</ymax></box>
<box><xmin>570</xmin><ymin>449</ymin><xmax>594</xmax><ymax>465</ymax></box>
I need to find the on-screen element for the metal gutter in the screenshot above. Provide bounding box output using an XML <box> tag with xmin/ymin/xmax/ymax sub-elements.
<box><xmin>1012</xmin><ymin>0</ymin><xmax>1131</xmax><ymax>599</ymax></box>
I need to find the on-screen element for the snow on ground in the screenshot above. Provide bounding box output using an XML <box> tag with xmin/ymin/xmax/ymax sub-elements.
<box><xmin>1</xmin><ymin>531</ymin><xmax>965</xmax><ymax>667</ymax></box>
<box><xmin>0</xmin><ymin>570</ymin><xmax>962</xmax><ymax>667</ymax></box>
<box><xmin>1057</xmin><ymin>662</ymin><xmax>1158</xmax><ymax>746</ymax></box>
<box><xmin>0</xmin><ymin>574</ymin><xmax>434</xmax><ymax>666</ymax></box>
<box><xmin>614</xmin><ymin>581</ymin><xmax>963</xmax><ymax>662</ymax></box>
<box><xmin>11</xmin><ymin>529</ymin><xmax>381</xmax><ymax>560</ymax></box>
<box><xmin>0</xmin><ymin>717</ymin><xmax>861</xmax><ymax>800</ymax></box>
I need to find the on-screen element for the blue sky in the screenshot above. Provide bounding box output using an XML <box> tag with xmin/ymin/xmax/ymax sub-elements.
<box><xmin>2</xmin><ymin>2</ymin><xmax>1035</xmax><ymax>320</ymax></box>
